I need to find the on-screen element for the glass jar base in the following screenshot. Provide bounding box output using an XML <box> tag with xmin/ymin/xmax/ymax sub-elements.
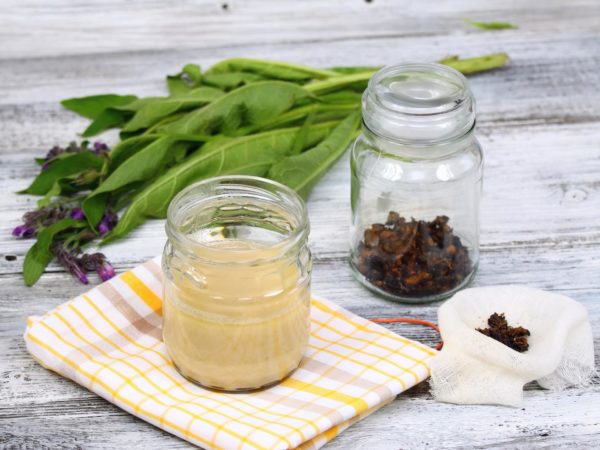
<box><xmin>172</xmin><ymin>360</ymin><xmax>303</xmax><ymax>393</ymax></box>
<box><xmin>349</xmin><ymin>260</ymin><xmax>478</xmax><ymax>304</ymax></box>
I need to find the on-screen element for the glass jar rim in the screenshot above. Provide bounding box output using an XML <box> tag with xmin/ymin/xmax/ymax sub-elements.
<box><xmin>362</xmin><ymin>62</ymin><xmax>476</xmax><ymax>144</ymax></box>
<box><xmin>165</xmin><ymin>175</ymin><xmax>309</xmax><ymax>263</ymax></box>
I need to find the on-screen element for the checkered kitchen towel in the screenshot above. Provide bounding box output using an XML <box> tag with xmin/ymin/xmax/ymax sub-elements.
<box><xmin>25</xmin><ymin>256</ymin><xmax>435</xmax><ymax>450</ymax></box>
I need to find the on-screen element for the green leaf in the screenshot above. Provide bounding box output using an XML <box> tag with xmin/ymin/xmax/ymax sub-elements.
<box><xmin>82</xmin><ymin>193</ymin><xmax>109</xmax><ymax>227</ymax></box>
<box><xmin>268</xmin><ymin>112</ymin><xmax>361</xmax><ymax>199</ymax></box>
<box><xmin>160</xmin><ymin>81</ymin><xmax>310</xmax><ymax>136</ymax></box>
<box><xmin>205</xmin><ymin>58</ymin><xmax>340</xmax><ymax>81</ymax></box>
<box><xmin>23</xmin><ymin>219</ymin><xmax>85</xmax><ymax>286</ymax></box>
<box><xmin>61</xmin><ymin>94</ymin><xmax>138</xmax><ymax>120</ymax></box>
<box><xmin>201</xmin><ymin>72</ymin><xmax>264</xmax><ymax>90</ymax></box>
<box><xmin>465</xmin><ymin>20</ymin><xmax>518</xmax><ymax>30</ymax></box>
<box><xmin>84</xmin><ymin>137</ymin><xmax>194</xmax><ymax>224</ymax></box>
<box><xmin>167</xmin><ymin>64</ymin><xmax>202</xmax><ymax>95</ymax></box>
<box><xmin>20</xmin><ymin>152</ymin><xmax>104</xmax><ymax>195</ymax></box>
<box><xmin>289</xmin><ymin>113</ymin><xmax>316</xmax><ymax>156</ymax></box>
<box><xmin>121</xmin><ymin>87</ymin><xmax>223</xmax><ymax>132</ymax></box>
<box><xmin>237</xmin><ymin>102</ymin><xmax>358</xmax><ymax>135</ymax></box>
<box><xmin>82</xmin><ymin>108</ymin><xmax>131</xmax><ymax>137</ymax></box>
<box><xmin>109</xmin><ymin>135</ymin><xmax>159</xmax><ymax>169</ymax></box>
<box><xmin>104</xmin><ymin>122</ymin><xmax>339</xmax><ymax>243</ymax></box>
<box><xmin>36</xmin><ymin>181</ymin><xmax>61</xmax><ymax>208</ymax></box>
<box><xmin>78</xmin><ymin>95</ymin><xmax>161</xmax><ymax>137</ymax></box>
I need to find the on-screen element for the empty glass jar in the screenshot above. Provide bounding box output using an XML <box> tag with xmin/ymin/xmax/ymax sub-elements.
<box><xmin>350</xmin><ymin>63</ymin><xmax>483</xmax><ymax>303</ymax></box>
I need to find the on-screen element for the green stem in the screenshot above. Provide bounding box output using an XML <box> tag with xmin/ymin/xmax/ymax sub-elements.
<box><xmin>317</xmin><ymin>53</ymin><xmax>509</xmax><ymax>92</ymax></box>
<box><xmin>305</xmin><ymin>72</ymin><xmax>376</xmax><ymax>95</ymax></box>
<box><xmin>441</xmin><ymin>52</ymin><xmax>509</xmax><ymax>75</ymax></box>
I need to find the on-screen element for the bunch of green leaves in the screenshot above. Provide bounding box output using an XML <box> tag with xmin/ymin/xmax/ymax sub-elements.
<box><xmin>16</xmin><ymin>54</ymin><xmax>508</xmax><ymax>285</ymax></box>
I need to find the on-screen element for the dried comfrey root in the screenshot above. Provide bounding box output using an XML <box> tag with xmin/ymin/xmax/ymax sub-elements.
<box><xmin>477</xmin><ymin>312</ymin><xmax>530</xmax><ymax>352</ymax></box>
<box><xmin>356</xmin><ymin>212</ymin><xmax>471</xmax><ymax>297</ymax></box>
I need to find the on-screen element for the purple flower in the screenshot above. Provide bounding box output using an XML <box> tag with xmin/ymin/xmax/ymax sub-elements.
<box><xmin>12</xmin><ymin>225</ymin><xmax>26</xmax><ymax>237</ymax></box>
<box><xmin>53</xmin><ymin>244</ymin><xmax>89</xmax><ymax>285</ymax></box>
<box><xmin>42</xmin><ymin>145</ymin><xmax>65</xmax><ymax>170</ymax></box>
<box><xmin>73</xmin><ymin>264</ymin><xmax>89</xmax><ymax>284</ymax></box>
<box><xmin>92</xmin><ymin>141</ymin><xmax>109</xmax><ymax>155</ymax></box>
<box><xmin>79</xmin><ymin>252</ymin><xmax>116</xmax><ymax>282</ymax></box>
<box><xmin>97</xmin><ymin>261</ymin><xmax>116</xmax><ymax>281</ymax></box>
<box><xmin>12</xmin><ymin>206</ymin><xmax>69</xmax><ymax>239</ymax></box>
<box><xmin>98</xmin><ymin>222</ymin><xmax>110</xmax><ymax>235</ymax></box>
<box><xmin>70</xmin><ymin>208</ymin><xmax>85</xmax><ymax>220</ymax></box>
<box><xmin>22</xmin><ymin>227</ymin><xmax>36</xmax><ymax>238</ymax></box>
<box><xmin>42</xmin><ymin>142</ymin><xmax>81</xmax><ymax>169</ymax></box>
<box><xmin>97</xmin><ymin>209</ymin><xmax>118</xmax><ymax>236</ymax></box>
<box><xmin>12</xmin><ymin>224</ymin><xmax>36</xmax><ymax>238</ymax></box>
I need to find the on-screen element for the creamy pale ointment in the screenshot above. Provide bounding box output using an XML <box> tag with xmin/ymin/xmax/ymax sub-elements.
<box><xmin>162</xmin><ymin>176</ymin><xmax>311</xmax><ymax>391</ymax></box>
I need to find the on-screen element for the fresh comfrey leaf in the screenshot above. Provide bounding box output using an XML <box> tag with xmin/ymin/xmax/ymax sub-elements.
<box><xmin>22</xmin><ymin>218</ymin><xmax>85</xmax><ymax>286</ymax></box>
<box><xmin>201</xmin><ymin>72</ymin><xmax>264</xmax><ymax>90</ymax></box>
<box><xmin>36</xmin><ymin>181</ymin><xmax>62</xmax><ymax>208</ymax></box>
<box><xmin>160</xmin><ymin>81</ymin><xmax>310</xmax><ymax>135</ymax></box>
<box><xmin>39</xmin><ymin>140</ymin><xmax>108</xmax><ymax>170</ymax></box>
<box><xmin>121</xmin><ymin>87</ymin><xmax>224</xmax><ymax>132</ymax></box>
<box><xmin>465</xmin><ymin>20</ymin><xmax>518</xmax><ymax>30</ymax></box>
<box><xmin>20</xmin><ymin>151</ymin><xmax>105</xmax><ymax>195</ymax></box>
<box><xmin>109</xmin><ymin>135</ymin><xmax>158</xmax><ymax>169</ymax></box>
<box><xmin>166</xmin><ymin>63</ymin><xmax>202</xmax><ymax>95</ymax></box>
<box><xmin>82</xmin><ymin>108</ymin><xmax>132</xmax><ymax>137</ymax></box>
<box><xmin>83</xmin><ymin>138</ymin><xmax>194</xmax><ymax>225</ymax></box>
<box><xmin>79</xmin><ymin>97</ymin><xmax>170</xmax><ymax>137</ymax></box>
<box><xmin>289</xmin><ymin>113</ymin><xmax>316</xmax><ymax>156</ymax></box>
<box><xmin>236</xmin><ymin>102</ymin><xmax>358</xmax><ymax>135</ymax></box>
<box><xmin>268</xmin><ymin>111</ymin><xmax>360</xmax><ymax>199</ymax></box>
<box><xmin>105</xmin><ymin>121</ymin><xmax>340</xmax><ymax>243</ymax></box>
<box><xmin>61</xmin><ymin>94</ymin><xmax>138</xmax><ymax>120</ymax></box>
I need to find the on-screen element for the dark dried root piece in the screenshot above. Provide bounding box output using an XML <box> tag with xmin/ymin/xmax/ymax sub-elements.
<box><xmin>477</xmin><ymin>312</ymin><xmax>530</xmax><ymax>352</ymax></box>
<box><xmin>356</xmin><ymin>212</ymin><xmax>472</xmax><ymax>297</ymax></box>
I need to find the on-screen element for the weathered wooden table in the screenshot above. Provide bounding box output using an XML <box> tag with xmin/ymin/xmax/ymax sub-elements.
<box><xmin>1</xmin><ymin>0</ymin><xmax>599</xmax><ymax>448</ymax></box>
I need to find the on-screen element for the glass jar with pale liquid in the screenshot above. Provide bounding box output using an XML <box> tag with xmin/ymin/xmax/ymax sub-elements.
<box><xmin>162</xmin><ymin>176</ymin><xmax>311</xmax><ymax>391</ymax></box>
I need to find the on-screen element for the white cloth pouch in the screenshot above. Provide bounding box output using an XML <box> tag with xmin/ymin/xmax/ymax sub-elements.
<box><xmin>430</xmin><ymin>285</ymin><xmax>595</xmax><ymax>406</ymax></box>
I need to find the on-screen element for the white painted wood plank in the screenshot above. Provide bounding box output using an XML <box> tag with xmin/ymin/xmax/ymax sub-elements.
<box><xmin>0</xmin><ymin>0</ymin><xmax>598</xmax><ymax>60</ymax></box>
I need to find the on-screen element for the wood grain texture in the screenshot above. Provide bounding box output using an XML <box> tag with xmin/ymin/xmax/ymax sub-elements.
<box><xmin>1</xmin><ymin>0</ymin><xmax>599</xmax><ymax>449</ymax></box>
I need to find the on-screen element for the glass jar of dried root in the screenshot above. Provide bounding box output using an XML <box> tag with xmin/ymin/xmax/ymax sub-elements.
<box><xmin>350</xmin><ymin>63</ymin><xmax>483</xmax><ymax>303</ymax></box>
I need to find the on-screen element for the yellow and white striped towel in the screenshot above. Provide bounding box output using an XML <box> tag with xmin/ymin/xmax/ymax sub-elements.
<box><xmin>25</xmin><ymin>256</ymin><xmax>435</xmax><ymax>450</ymax></box>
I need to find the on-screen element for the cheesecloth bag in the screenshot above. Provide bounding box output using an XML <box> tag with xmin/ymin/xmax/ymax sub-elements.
<box><xmin>430</xmin><ymin>285</ymin><xmax>595</xmax><ymax>406</ymax></box>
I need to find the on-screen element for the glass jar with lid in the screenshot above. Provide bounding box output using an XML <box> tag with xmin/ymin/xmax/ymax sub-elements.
<box><xmin>350</xmin><ymin>63</ymin><xmax>483</xmax><ymax>303</ymax></box>
<box><xmin>162</xmin><ymin>176</ymin><xmax>311</xmax><ymax>391</ymax></box>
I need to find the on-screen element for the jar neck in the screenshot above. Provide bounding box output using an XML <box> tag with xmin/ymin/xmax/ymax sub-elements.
<box><xmin>360</xmin><ymin>119</ymin><xmax>477</xmax><ymax>160</ymax></box>
<box><xmin>165</xmin><ymin>176</ymin><xmax>309</xmax><ymax>265</ymax></box>
<box><xmin>166</xmin><ymin>226</ymin><xmax>309</xmax><ymax>265</ymax></box>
